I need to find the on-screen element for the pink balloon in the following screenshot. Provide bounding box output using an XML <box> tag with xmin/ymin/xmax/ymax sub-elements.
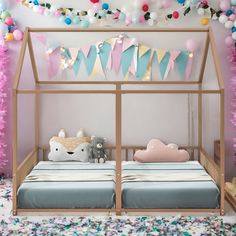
<box><xmin>186</xmin><ymin>39</ymin><xmax>197</xmax><ymax>52</ymax></box>
<box><xmin>225</xmin><ymin>35</ymin><xmax>234</xmax><ymax>47</ymax></box>
<box><xmin>5</xmin><ymin>17</ymin><xmax>13</xmax><ymax>26</ymax></box>
<box><xmin>13</xmin><ymin>29</ymin><xmax>23</xmax><ymax>41</ymax></box>
<box><xmin>162</xmin><ymin>0</ymin><xmax>171</xmax><ymax>9</ymax></box>
<box><xmin>229</xmin><ymin>14</ymin><xmax>236</xmax><ymax>21</ymax></box>
<box><xmin>220</xmin><ymin>0</ymin><xmax>230</xmax><ymax>11</ymax></box>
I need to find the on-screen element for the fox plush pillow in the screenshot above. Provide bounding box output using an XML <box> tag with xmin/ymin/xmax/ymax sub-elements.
<box><xmin>48</xmin><ymin>129</ymin><xmax>91</xmax><ymax>162</ymax></box>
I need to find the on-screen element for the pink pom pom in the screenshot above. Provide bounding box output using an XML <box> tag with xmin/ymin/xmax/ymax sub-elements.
<box><xmin>229</xmin><ymin>14</ymin><xmax>236</xmax><ymax>21</ymax></box>
<box><xmin>125</xmin><ymin>16</ymin><xmax>132</xmax><ymax>26</ymax></box>
<box><xmin>186</xmin><ymin>39</ymin><xmax>197</xmax><ymax>52</ymax></box>
<box><xmin>139</xmin><ymin>15</ymin><xmax>145</xmax><ymax>23</ymax></box>
<box><xmin>220</xmin><ymin>0</ymin><xmax>230</xmax><ymax>11</ymax></box>
<box><xmin>54</xmin><ymin>10</ymin><xmax>61</xmax><ymax>17</ymax></box>
<box><xmin>93</xmin><ymin>3</ymin><xmax>102</xmax><ymax>13</ymax></box>
<box><xmin>39</xmin><ymin>7</ymin><xmax>45</xmax><ymax>15</ymax></box>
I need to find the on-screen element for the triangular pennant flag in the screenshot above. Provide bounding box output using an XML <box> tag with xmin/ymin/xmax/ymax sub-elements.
<box><xmin>139</xmin><ymin>44</ymin><xmax>150</xmax><ymax>57</ymax></box>
<box><xmin>136</xmin><ymin>49</ymin><xmax>152</xmax><ymax>80</ymax></box>
<box><xmin>48</xmin><ymin>47</ymin><xmax>61</xmax><ymax>79</ymax></box>
<box><xmin>129</xmin><ymin>46</ymin><xmax>138</xmax><ymax>75</ymax></box>
<box><xmin>185</xmin><ymin>52</ymin><xmax>193</xmax><ymax>80</ymax></box>
<box><xmin>81</xmin><ymin>46</ymin><xmax>91</xmax><ymax>57</ymax></box>
<box><xmin>73</xmin><ymin>50</ymin><xmax>83</xmax><ymax>76</ymax></box>
<box><xmin>156</xmin><ymin>49</ymin><xmax>167</xmax><ymax>63</ymax></box>
<box><xmin>175</xmin><ymin>51</ymin><xmax>189</xmax><ymax>80</ymax></box>
<box><xmin>122</xmin><ymin>38</ymin><xmax>137</xmax><ymax>52</ymax></box>
<box><xmin>90</xmin><ymin>55</ymin><xmax>105</xmax><ymax>79</ymax></box>
<box><xmin>81</xmin><ymin>45</ymin><xmax>97</xmax><ymax>76</ymax></box>
<box><xmin>112</xmin><ymin>40</ymin><xmax>123</xmax><ymax>74</ymax></box>
<box><xmin>69</xmin><ymin>48</ymin><xmax>79</xmax><ymax>61</ymax></box>
<box><xmin>164</xmin><ymin>50</ymin><xmax>181</xmax><ymax>79</ymax></box>
<box><xmin>99</xmin><ymin>42</ymin><xmax>112</xmax><ymax>73</ymax></box>
<box><xmin>121</xmin><ymin>45</ymin><xmax>135</xmax><ymax>76</ymax></box>
<box><xmin>159</xmin><ymin>52</ymin><xmax>170</xmax><ymax>80</ymax></box>
<box><xmin>142</xmin><ymin>51</ymin><xmax>154</xmax><ymax>81</ymax></box>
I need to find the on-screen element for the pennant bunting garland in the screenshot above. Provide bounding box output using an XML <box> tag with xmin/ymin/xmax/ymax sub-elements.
<box><xmin>47</xmin><ymin>35</ymin><xmax>194</xmax><ymax>81</ymax></box>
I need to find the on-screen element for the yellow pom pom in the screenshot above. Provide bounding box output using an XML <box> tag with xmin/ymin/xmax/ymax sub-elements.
<box><xmin>5</xmin><ymin>33</ymin><xmax>14</xmax><ymax>41</ymax></box>
<box><xmin>200</xmin><ymin>18</ymin><xmax>209</xmax><ymax>26</ymax></box>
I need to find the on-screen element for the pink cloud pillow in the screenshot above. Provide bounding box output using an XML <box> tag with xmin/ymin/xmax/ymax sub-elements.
<box><xmin>134</xmin><ymin>139</ymin><xmax>190</xmax><ymax>163</ymax></box>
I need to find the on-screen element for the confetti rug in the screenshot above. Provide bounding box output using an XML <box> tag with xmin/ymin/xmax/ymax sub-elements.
<box><xmin>0</xmin><ymin>179</ymin><xmax>235</xmax><ymax>236</ymax></box>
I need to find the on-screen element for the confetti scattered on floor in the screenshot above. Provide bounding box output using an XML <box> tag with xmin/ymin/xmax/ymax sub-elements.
<box><xmin>0</xmin><ymin>178</ymin><xmax>235</xmax><ymax>235</ymax></box>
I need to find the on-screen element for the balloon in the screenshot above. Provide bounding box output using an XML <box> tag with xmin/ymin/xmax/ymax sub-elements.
<box><xmin>225</xmin><ymin>35</ymin><xmax>234</xmax><ymax>46</ymax></box>
<box><xmin>150</xmin><ymin>12</ymin><xmax>158</xmax><ymax>20</ymax></box>
<box><xmin>5</xmin><ymin>17</ymin><xmax>13</xmax><ymax>26</ymax></box>
<box><xmin>0</xmin><ymin>23</ymin><xmax>7</xmax><ymax>35</ymax></box>
<box><xmin>232</xmin><ymin>32</ymin><xmax>236</xmax><ymax>40</ymax></box>
<box><xmin>1</xmin><ymin>11</ymin><xmax>10</xmax><ymax>20</ymax></box>
<box><xmin>225</xmin><ymin>20</ymin><xmax>234</xmax><ymax>28</ymax></box>
<box><xmin>5</xmin><ymin>32</ymin><xmax>14</xmax><ymax>41</ymax></box>
<box><xmin>64</xmin><ymin>18</ymin><xmax>72</xmax><ymax>25</ymax></box>
<box><xmin>13</xmin><ymin>29</ymin><xmax>23</xmax><ymax>41</ymax></box>
<box><xmin>219</xmin><ymin>15</ymin><xmax>228</xmax><ymax>24</ymax></box>
<box><xmin>172</xmin><ymin>11</ymin><xmax>179</xmax><ymax>19</ymax></box>
<box><xmin>186</xmin><ymin>39</ymin><xmax>197</xmax><ymax>52</ymax></box>
<box><xmin>229</xmin><ymin>14</ymin><xmax>236</xmax><ymax>21</ymax></box>
<box><xmin>197</xmin><ymin>8</ymin><xmax>205</xmax><ymax>16</ymax></box>
<box><xmin>102</xmin><ymin>3</ymin><xmax>109</xmax><ymax>10</ymax></box>
<box><xmin>226</xmin><ymin>9</ymin><xmax>233</xmax><ymax>16</ymax></box>
<box><xmin>0</xmin><ymin>0</ymin><xmax>8</xmax><ymax>11</ymax></box>
<box><xmin>220</xmin><ymin>0</ymin><xmax>230</xmax><ymax>11</ymax></box>
<box><xmin>200</xmin><ymin>17</ymin><xmax>209</xmax><ymax>25</ymax></box>
<box><xmin>80</xmin><ymin>20</ymin><xmax>90</xmax><ymax>28</ymax></box>
<box><xmin>177</xmin><ymin>0</ymin><xmax>186</xmax><ymax>3</ymax></box>
<box><xmin>142</xmin><ymin>4</ymin><xmax>149</xmax><ymax>12</ymax></box>
<box><xmin>162</xmin><ymin>0</ymin><xmax>171</xmax><ymax>8</ymax></box>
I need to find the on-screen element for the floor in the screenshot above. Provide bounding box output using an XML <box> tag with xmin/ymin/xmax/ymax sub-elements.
<box><xmin>0</xmin><ymin>179</ymin><xmax>235</xmax><ymax>235</ymax></box>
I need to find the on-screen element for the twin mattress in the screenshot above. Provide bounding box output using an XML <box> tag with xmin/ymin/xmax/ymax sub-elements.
<box><xmin>17</xmin><ymin>161</ymin><xmax>116</xmax><ymax>209</ymax></box>
<box><xmin>17</xmin><ymin>161</ymin><xmax>219</xmax><ymax>209</ymax></box>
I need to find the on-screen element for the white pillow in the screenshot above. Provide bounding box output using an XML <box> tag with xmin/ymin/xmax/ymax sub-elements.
<box><xmin>48</xmin><ymin>129</ymin><xmax>91</xmax><ymax>162</ymax></box>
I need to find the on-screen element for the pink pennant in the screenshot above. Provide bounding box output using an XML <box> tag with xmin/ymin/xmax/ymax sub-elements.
<box><xmin>122</xmin><ymin>38</ymin><xmax>136</xmax><ymax>52</ymax></box>
<box><xmin>164</xmin><ymin>50</ymin><xmax>180</xmax><ymax>79</ymax></box>
<box><xmin>48</xmin><ymin>48</ymin><xmax>60</xmax><ymax>79</ymax></box>
<box><xmin>32</xmin><ymin>33</ymin><xmax>47</xmax><ymax>45</ymax></box>
<box><xmin>185</xmin><ymin>56</ymin><xmax>193</xmax><ymax>80</ymax></box>
<box><xmin>81</xmin><ymin>46</ymin><xmax>91</xmax><ymax>57</ymax></box>
<box><xmin>112</xmin><ymin>40</ymin><xmax>123</xmax><ymax>74</ymax></box>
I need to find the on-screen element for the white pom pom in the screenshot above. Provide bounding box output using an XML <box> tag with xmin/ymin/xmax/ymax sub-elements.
<box><xmin>89</xmin><ymin>17</ymin><xmax>97</xmax><ymax>24</ymax></box>
<box><xmin>232</xmin><ymin>32</ymin><xmax>236</xmax><ymax>40</ymax></box>
<box><xmin>197</xmin><ymin>8</ymin><xmax>205</xmax><ymax>16</ymax></box>
<box><xmin>33</xmin><ymin>5</ymin><xmax>39</xmax><ymax>13</ymax></box>
<box><xmin>219</xmin><ymin>15</ymin><xmax>228</xmax><ymax>24</ymax></box>
<box><xmin>44</xmin><ymin>9</ymin><xmax>50</xmax><ymax>16</ymax></box>
<box><xmin>148</xmin><ymin>19</ymin><xmax>154</xmax><ymax>26</ymax></box>
<box><xmin>150</xmin><ymin>12</ymin><xmax>158</xmax><ymax>20</ymax></box>
<box><xmin>225</xmin><ymin>20</ymin><xmax>234</xmax><ymax>29</ymax></box>
<box><xmin>234</xmin><ymin>20</ymin><xmax>236</xmax><ymax>27</ymax></box>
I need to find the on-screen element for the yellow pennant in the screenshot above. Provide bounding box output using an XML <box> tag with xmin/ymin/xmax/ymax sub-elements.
<box><xmin>156</xmin><ymin>49</ymin><xmax>166</xmax><ymax>63</ymax></box>
<box><xmin>139</xmin><ymin>44</ymin><xmax>150</xmax><ymax>57</ymax></box>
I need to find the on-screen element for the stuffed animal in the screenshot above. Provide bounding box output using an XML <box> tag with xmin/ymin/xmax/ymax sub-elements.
<box><xmin>88</xmin><ymin>136</ymin><xmax>108</xmax><ymax>163</ymax></box>
<box><xmin>48</xmin><ymin>129</ymin><xmax>91</xmax><ymax>162</ymax></box>
<box><xmin>134</xmin><ymin>139</ymin><xmax>190</xmax><ymax>163</ymax></box>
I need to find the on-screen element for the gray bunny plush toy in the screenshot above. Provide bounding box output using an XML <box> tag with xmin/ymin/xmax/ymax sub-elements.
<box><xmin>88</xmin><ymin>136</ymin><xmax>108</xmax><ymax>163</ymax></box>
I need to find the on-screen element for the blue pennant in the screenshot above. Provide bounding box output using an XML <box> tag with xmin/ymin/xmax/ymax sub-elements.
<box><xmin>73</xmin><ymin>50</ymin><xmax>83</xmax><ymax>76</ymax></box>
<box><xmin>175</xmin><ymin>51</ymin><xmax>189</xmax><ymax>80</ymax></box>
<box><xmin>121</xmin><ymin>46</ymin><xmax>135</xmax><ymax>76</ymax></box>
<box><xmin>136</xmin><ymin>49</ymin><xmax>152</xmax><ymax>80</ymax></box>
<box><xmin>81</xmin><ymin>45</ymin><xmax>97</xmax><ymax>76</ymax></box>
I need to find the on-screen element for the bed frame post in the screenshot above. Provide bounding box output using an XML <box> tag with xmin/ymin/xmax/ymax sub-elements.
<box><xmin>28</xmin><ymin>31</ymin><xmax>40</xmax><ymax>162</ymax></box>
<box><xmin>115</xmin><ymin>84</ymin><xmax>122</xmax><ymax>215</ymax></box>
<box><xmin>220</xmin><ymin>90</ymin><xmax>225</xmax><ymax>216</ymax></box>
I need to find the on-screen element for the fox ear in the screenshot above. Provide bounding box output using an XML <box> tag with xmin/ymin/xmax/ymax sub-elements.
<box><xmin>76</xmin><ymin>129</ymin><xmax>84</xmax><ymax>138</ymax></box>
<box><xmin>58</xmin><ymin>129</ymin><xmax>66</xmax><ymax>138</ymax></box>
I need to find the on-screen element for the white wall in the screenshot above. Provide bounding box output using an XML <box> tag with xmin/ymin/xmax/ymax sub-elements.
<box><xmin>8</xmin><ymin>0</ymin><xmax>236</xmax><ymax>179</ymax></box>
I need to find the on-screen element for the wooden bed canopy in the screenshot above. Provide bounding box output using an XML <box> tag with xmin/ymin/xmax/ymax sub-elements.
<box><xmin>12</xmin><ymin>27</ymin><xmax>225</xmax><ymax>216</ymax></box>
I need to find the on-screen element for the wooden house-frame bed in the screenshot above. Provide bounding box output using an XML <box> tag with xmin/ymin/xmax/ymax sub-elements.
<box><xmin>12</xmin><ymin>27</ymin><xmax>225</xmax><ymax>216</ymax></box>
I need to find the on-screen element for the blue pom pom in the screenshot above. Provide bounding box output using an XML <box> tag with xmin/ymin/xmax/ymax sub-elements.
<box><xmin>65</xmin><ymin>18</ymin><xmax>72</xmax><ymax>25</ymax></box>
<box><xmin>102</xmin><ymin>3</ymin><xmax>109</xmax><ymax>10</ymax></box>
<box><xmin>98</xmin><ymin>10</ymin><xmax>106</xmax><ymax>17</ymax></box>
<box><xmin>177</xmin><ymin>0</ymin><xmax>186</xmax><ymax>4</ymax></box>
<box><xmin>33</xmin><ymin>0</ymin><xmax>39</xmax><ymax>5</ymax></box>
<box><xmin>80</xmin><ymin>20</ymin><xmax>90</xmax><ymax>28</ymax></box>
<box><xmin>226</xmin><ymin>9</ymin><xmax>233</xmax><ymax>16</ymax></box>
<box><xmin>232</xmin><ymin>27</ymin><xmax>236</xmax><ymax>32</ymax></box>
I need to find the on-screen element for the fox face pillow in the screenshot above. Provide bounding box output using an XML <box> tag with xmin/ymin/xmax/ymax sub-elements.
<box><xmin>48</xmin><ymin>129</ymin><xmax>91</xmax><ymax>162</ymax></box>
